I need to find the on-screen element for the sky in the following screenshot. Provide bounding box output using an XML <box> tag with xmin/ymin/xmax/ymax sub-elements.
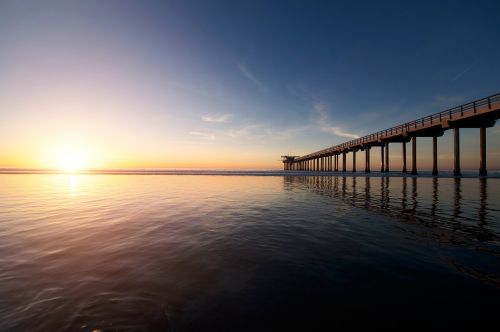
<box><xmin>1</xmin><ymin>0</ymin><xmax>500</xmax><ymax>170</ymax></box>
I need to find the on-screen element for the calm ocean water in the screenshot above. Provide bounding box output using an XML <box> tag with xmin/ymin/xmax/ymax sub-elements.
<box><xmin>0</xmin><ymin>173</ymin><xmax>499</xmax><ymax>331</ymax></box>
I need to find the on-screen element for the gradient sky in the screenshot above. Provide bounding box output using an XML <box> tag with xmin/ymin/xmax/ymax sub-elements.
<box><xmin>1</xmin><ymin>0</ymin><xmax>500</xmax><ymax>170</ymax></box>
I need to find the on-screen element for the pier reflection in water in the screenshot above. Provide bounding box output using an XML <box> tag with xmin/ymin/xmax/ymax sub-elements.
<box><xmin>285</xmin><ymin>176</ymin><xmax>498</xmax><ymax>244</ymax></box>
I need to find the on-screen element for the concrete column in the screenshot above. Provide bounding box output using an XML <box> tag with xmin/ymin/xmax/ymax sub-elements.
<box><xmin>329</xmin><ymin>155</ymin><xmax>333</xmax><ymax>171</ymax></box>
<box><xmin>432</xmin><ymin>136</ymin><xmax>438</xmax><ymax>176</ymax></box>
<box><xmin>365</xmin><ymin>147</ymin><xmax>371</xmax><ymax>173</ymax></box>
<box><xmin>380</xmin><ymin>145</ymin><xmax>385</xmax><ymax>172</ymax></box>
<box><xmin>342</xmin><ymin>152</ymin><xmax>347</xmax><ymax>172</ymax></box>
<box><xmin>402</xmin><ymin>142</ymin><xmax>407</xmax><ymax>173</ymax></box>
<box><xmin>480</xmin><ymin>127</ymin><xmax>487</xmax><ymax>176</ymax></box>
<box><xmin>411</xmin><ymin>136</ymin><xmax>417</xmax><ymax>175</ymax></box>
<box><xmin>385</xmin><ymin>142</ymin><xmax>390</xmax><ymax>172</ymax></box>
<box><xmin>352</xmin><ymin>151</ymin><xmax>356</xmax><ymax>172</ymax></box>
<box><xmin>453</xmin><ymin>127</ymin><xmax>461</xmax><ymax>176</ymax></box>
<box><xmin>316</xmin><ymin>158</ymin><xmax>319</xmax><ymax>171</ymax></box>
<box><xmin>334</xmin><ymin>155</ymin><xmax>338</xmax><ymax>172</ymax></box>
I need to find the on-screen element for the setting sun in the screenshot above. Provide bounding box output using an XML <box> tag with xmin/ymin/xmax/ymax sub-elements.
<box><xmin>56</xmin><ymin>148</ymin><xmax>88</xmax><ymax>172</ymax></box>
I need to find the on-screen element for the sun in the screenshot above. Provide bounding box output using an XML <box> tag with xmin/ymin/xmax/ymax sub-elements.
<box><xmin>56</xmin><ymin>148</ymin><xmax>88</xmax><ymax>172</ymax></box>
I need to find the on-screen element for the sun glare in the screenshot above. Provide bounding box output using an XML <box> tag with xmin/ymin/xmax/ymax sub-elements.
<box><xmin>56</xmin><ymin>149</ymin><xmax>88</xmax><ymax>172</ymax></box>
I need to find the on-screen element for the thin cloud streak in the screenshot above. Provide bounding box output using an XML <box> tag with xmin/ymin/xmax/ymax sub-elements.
<box><xmin>435</xmin><ymin>95</ymin><xmax>465</xmax><ymax>104</ymax></box>
<box><xmin>237</xmin><ymin>63</ymin><xmax>267</xmax><ymax>91</ymax></box>
<box><xmin>312</xmin><ymin>103</ymin><xmax>360</xmax><ymax>139</ymax></box>
<box><xmin>189</xmin><ymin>131</ymin><xmax>215</xmax><ymax>140</ymax></box>
<box><xmin>201</xmin><ymin>113</ymin><xmax>232</xmax><ymax>123</ymax></box>
<box><xmin>451</xmin><ymin>62</ymin><xmax>476</xmax><ymax>82</ymax></box>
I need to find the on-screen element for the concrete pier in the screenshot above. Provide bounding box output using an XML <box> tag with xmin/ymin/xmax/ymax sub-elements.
<box><xmin>365</xmin><ymin>147</ymin><xmax>370</xmax><ymax>173</ymax></box>
<box><xmin>402</xmin><ymin>142</ymin><xmax>407</xmax><ymax>173</ymax></box>
<box><xmin>282</xmin><ymin>93</ymin><xmax>500</xmax><ymax>176</ymax></box>
<box><xmin>411</xmin><ymin>137</ymin><xmax>417</xmax><ymax>175</ymax></box>
<box><xmin>352</xmin><ymin>150</ymin><xmax>356</xmax><ymax>172</ymax></box>
<box><xmin>480</xmin><ymin>127</ymin><xmax>487</xmax><ymax>176</ymax></box>
<box><xmin>380</xmin><ymin>145</ymin><xmax>385</xmax><ymax>173</ymax></box>
<box><xmin>432</xmin><ymin>136</ymin><xmax>438</xmax><ymax>176</ymax></box>
<box><xmin>384</xmin><ymin>142</ymin><xmax>389</xmax><ymax>172</ymax></box>
<box><xmin>453</xmin><ymin>127</ymin><xmax>461</xmax><ymax>176</ymax></box>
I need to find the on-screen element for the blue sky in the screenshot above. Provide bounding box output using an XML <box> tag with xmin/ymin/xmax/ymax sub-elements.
<box><xmin>1</xmin><ymin>0</ymin><xmax>499</xmax><ymax>169</ymax></box>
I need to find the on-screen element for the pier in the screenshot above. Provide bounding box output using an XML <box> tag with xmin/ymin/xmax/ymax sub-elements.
<box><xmin>282</xmin><ymin>93</ymin><xmax>500</xmax><ymax>176</ymax></box>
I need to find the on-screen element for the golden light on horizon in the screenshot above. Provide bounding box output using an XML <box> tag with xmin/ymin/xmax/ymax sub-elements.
<box><xmin>55</xmin><ymin>146</ymin><xmax>89</xmax><ymax>172</ymax></box>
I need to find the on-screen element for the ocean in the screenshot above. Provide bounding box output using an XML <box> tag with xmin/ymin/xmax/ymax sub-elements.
<box><xmin>0</xmin><ymin>172</ymin><xmax>499</xmax><ymax>331</ymax></box>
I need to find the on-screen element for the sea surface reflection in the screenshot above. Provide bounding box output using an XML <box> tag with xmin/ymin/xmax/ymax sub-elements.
<box><xmin>0</xmin><ymin>174</ymin><xmax>499</xmax><ymax>331</ymax></box>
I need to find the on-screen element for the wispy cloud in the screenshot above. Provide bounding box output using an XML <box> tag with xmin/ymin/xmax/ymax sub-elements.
<box><xmin>451</xmin><ymin>63</ymin><xmax>475</xmax><ymax>83</ymax></box>
<box><xmin>312</xmin><ymin>102</ymin><xmax>360</xmax><ymax>139</ymax></box>
<box><xmin>201</xmin><ymin>113</ymin><xmax>232</xmax><ymax>123</ymax></box>
<box><xmin>435</xmin><ymin>95</ymin><xmax>465</xmax><ymax>104</ymax></box>
<box><xmin>189</xmin><ymin>131</ymin><xmax>215</xmax><ymax>140</ymax></box>
<box><xmin>189</xmin><ymin>122</ymin><xmax>308</xmax><ymax>144</ymax></box>
<box><xmin>237</xmin><ymin>63</ymin><xmax>267</xmax><ymax>91</ymax></box>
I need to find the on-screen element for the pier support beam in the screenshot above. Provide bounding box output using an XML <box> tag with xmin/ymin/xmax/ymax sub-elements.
<box><xmin>334</xmin><ymin>155</ymin><xmax>338</xmax><ymax>172</ymax></box>
<box><xmin>432</xmin><ymin>136</ymin><xmax>438</xmax><ymax>176</ymax></box>
<box><xmin>342</xmin><ymin>152</ymin><xmax>347</xmax><ymax>172</ymax></box>
<box><xmin>411</xmin><ymin>137</ymin><xmax>417</xmax><ymax>175</ymax></box>
<box><xmin>380</xmin><ymin>145</ymin><xmax>385</xmax><ymax>172</ymax></box>
<box><xmin>402</xmin><ymin>142</ymin><xmax>407</xmax><ymax>173</ymax></box>
<box><xmin>453</xmin><ymin>127</ymin><xmax>461</xmax><ymax>176</ymax></box>
<box><xmin>480</xmin><ymin>127</ymin><xmax>487</xmax><ymax>176</ymax></box>
<box><xmin>365</xmin><ymin>147</ymin><xmax>371</xmax><ymax>173</ymax></box>
<box><xmin>352</xmin><ymin>151</ymin><xmax>356</xmax><ymax>172</ymax></box>
<box><xmin>384</xmin><ymin>142</ymin><xmax>390</xmax><ymax>172</ymax></box>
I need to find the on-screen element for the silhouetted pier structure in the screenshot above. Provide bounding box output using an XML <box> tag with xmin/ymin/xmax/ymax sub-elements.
<box><xmin>282</xmin><ymin>93</ymin><xmax>500</xmax><ymax>176</ymax></box>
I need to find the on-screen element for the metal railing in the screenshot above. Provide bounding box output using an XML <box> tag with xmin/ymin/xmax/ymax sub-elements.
<box><xmin>297</xmin><ymin>93</ymin><xmax>500</xmax><ymax>161</ymax></box>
